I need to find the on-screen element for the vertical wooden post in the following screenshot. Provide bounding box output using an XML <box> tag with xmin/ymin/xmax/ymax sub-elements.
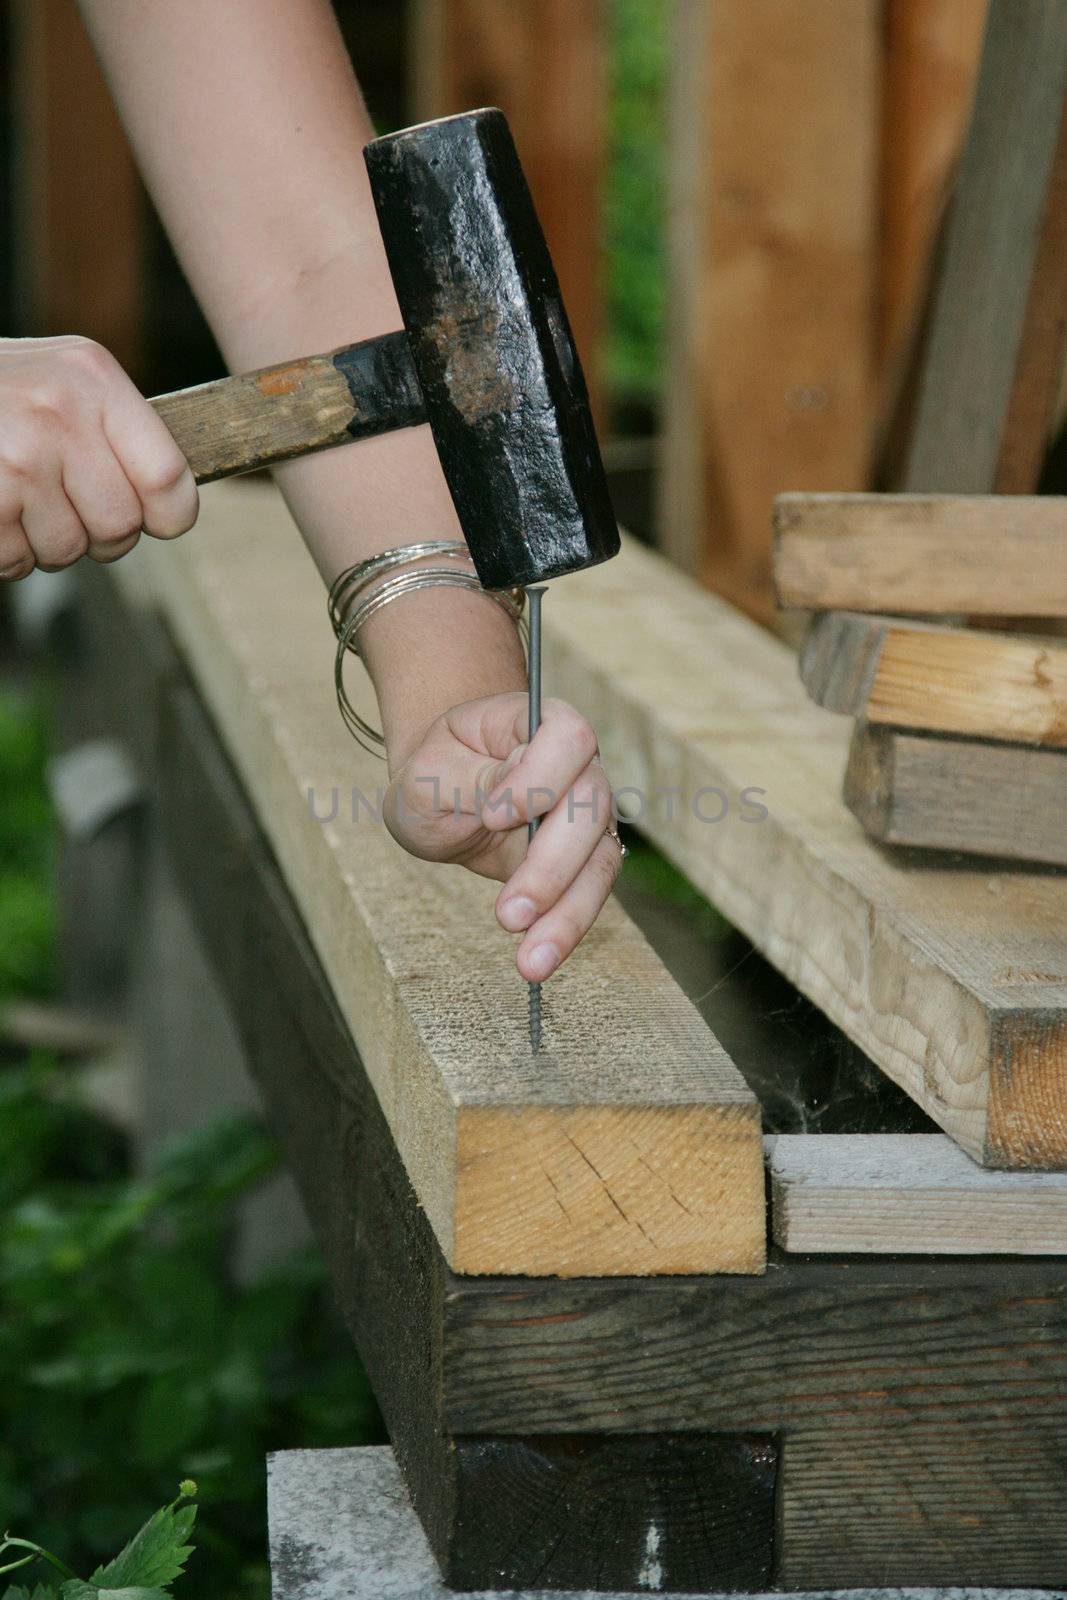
<box><xmin>880</xmin><ymin>0</ymin><xmax>989</xmax><ymax>373</ymax></box>
<box><xmin>902</xmin><ymin>0</ymin><xmax>1067</xmax><ymax>493</ymax></box>
<box><xmin>659</xmin><ymin>0</ymin><xmax>881</xmax><ymax>624</ymax></box>
<box><xmin>409</xmin><ymin>0</ymin><xmax>606</xmax><ymax>416</ymax></box>
<box><xmin>658</xmin><ymin>0</ymin><xmax>710</xmax><ymax>580</ymax></box>
<box><xmin>10</xmin><ymin>0</ymin><xmax>144</xmax><ymax>377</ymax></box>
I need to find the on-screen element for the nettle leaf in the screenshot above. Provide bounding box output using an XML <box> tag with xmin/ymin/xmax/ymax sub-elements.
<box><xmin>88</xmin><ymin>1492</ymin><xmax>197</xmax><ymax>1592</ymax></box>
<box><xmin>61</xmin><ymin>1585</ymin><xmax>170</xmax><ymax>1600</ymax></box>
<box><xmin>4</xmin><ymin>1587</ymin><xmax>60</xmax><ymax>1600</ymax></box>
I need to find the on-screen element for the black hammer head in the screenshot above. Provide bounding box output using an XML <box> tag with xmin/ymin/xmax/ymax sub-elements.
<box><xmin>364</xmin><ymin>109</ymin><xmax>619</xmax><ymax>591</ymax></box>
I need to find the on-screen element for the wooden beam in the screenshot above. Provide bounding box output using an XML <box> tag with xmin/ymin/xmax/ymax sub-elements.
<box><xmin>543</xmin><ymin>535</ymin><xmax>1067</xmax><ymax>1168</ymax></box>
<box><xmin>845</xmin><ymin>721</ymin><xmax>1067</xmax><ymax>867</ymax></box>
<box><xmin>801</xmin><ymin>610</ymin><xmax>1067</xmax><ymax>748</ymax></box>
<box><xmin>774</xmin><ymin>491</ymin><xmax>1067</xmax><ymax>616</ymax></box>
<box><xmin>903</xmin><ymin>0</ymin><xmax>1067</xmax><ymax>492</ymax></box>
<box><xmin>444</xmin><ymin>1261</ymin><xmax>1067</xmax><ymax>1587</ymax></box>
<box><xmin>10</xmin><ymin>0</ymin><xmax>144</xmax><ymax>375</ymax></box>
<box><xmin>409</xmin><ymin>0</ymin><xmax>605</xmax><ymax>415</ymax></box>
<box><xmin>769</xmin><ymin>1132</ymin><xmax>1067</xmax><ymax>1254</ymax></box>
<box><xmin>658</xmin><ymin>0</ymin><xmax>879</xmax><ymax>620</ymax></box>
<box><xmin>109</xmin><ymin>482</ymin><xmax>764</xmax><ymax>1277</ymax></box>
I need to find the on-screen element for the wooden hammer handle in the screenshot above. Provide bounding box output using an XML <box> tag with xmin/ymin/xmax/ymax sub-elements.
<box><xmin>150</xmin><ymin>352</ymin><xmax>364</xmax><ymax>484</ymax></box>
<box><xmin>149</xmin><ymin>331</ymin><xmax>424</xmax><ymax>484</ymax></box>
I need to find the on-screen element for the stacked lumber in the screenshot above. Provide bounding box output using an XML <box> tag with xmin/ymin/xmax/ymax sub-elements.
<box><xmin>775</xmin><ymin>497</ymin><xmax>1067</xmax><ymax>869</ymax></box>
<box><xmin>771</xmin><ymin>2</ymin><xmax>1067</xmax><ymax>872</ymax></box>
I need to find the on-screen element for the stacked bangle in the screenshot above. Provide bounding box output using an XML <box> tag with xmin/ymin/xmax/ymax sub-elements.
<box><xmin>328</xmin><ymin>541</ymin><xmax>527</xmax><ymax>756</ymax></box>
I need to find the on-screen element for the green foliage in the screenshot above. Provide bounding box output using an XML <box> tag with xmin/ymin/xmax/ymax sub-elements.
<box><xmin>605</xmin><ymin>0</ymin><xmax>670</xmax><ymax>407</ymax></box>
<box><xmin>0</xmin><ymin>687</ymin><xmax>382</xmax><ymax>1598</ymax></box>
<box><xmin>621</xmin><ymin>834</ymin><xmax>731</xmax><ymax>942</ymax></box>
<box><xmin>89</xmin><ymin>1482</ymin><xmax>196</xmax><ymax>1591</ymax></box>
<box><xmin>1</xmin><ymin>1481</ymin><xmax>197</xmax><ymax>1599</ymax></box>
<box><xmin>0</xmin><ymin>1078</ymin><xmax>384</xmax><ymax>1599</ymax></box>
<box><xmin>0</xmin><ymin>690</ymin><xmax>55</xmax><ymax>1001</ymax></box>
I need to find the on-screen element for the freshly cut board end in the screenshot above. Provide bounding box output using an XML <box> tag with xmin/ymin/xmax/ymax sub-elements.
<box><xmin>455</xmin><ymin>1100</ymin><xmax>767</xmax><ymax>1277</ymax></box>
<box><xmin>987</xmin><ymin>1011</ymin><xmax>1067</xmax><ymax>1170</ymax></box>
<box><xmin>801</xmin><ymin>609</ymin><xmax>1067</xmax><ymax>749</ymax></box>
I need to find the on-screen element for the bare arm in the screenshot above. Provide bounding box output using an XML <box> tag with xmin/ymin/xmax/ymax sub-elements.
<box><xmin>77</xmin><ymin>0</ymin><xmax>523</xmax><ymax>757</ymax></box>
<box><xmin>64</xmin><ymin>0</ymin><xmax>621</xmax><ymax>981</ymax></box>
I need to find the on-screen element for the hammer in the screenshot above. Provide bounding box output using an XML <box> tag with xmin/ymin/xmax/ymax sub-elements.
<box><xmin>148</xmin><ymin>108</ymin><xmax>619</xmax><ymax>592</ymax></box>
<box><xmin>149</xmin><ymin>109</ymin><xmax>620</xmax><ymax>1051</ymax></box>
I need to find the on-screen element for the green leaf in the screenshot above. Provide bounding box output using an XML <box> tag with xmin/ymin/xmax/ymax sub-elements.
<box><xmin>61</xmin><ymin>1582</ymin><xmax>175</xmax><ymax>1598</ymax></box>
<box><xmin>88</xmin><ymin>1492</ymin><xmax>197</xmax><ymax>1592</ymax></box>
<box><xmin>3</xmin><ymin>1587</ymin><xmax>59</xmax><ymax>1599</ymax></box>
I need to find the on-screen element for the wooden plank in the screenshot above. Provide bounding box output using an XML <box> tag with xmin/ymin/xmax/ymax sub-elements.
<box><xmin>158</xmin><ymin>657</ymin><xmax>777</xmax><ymax>1593</ymax></box>
<box><xmin>845</xmin><ymin>721</ymin><xmax>1067</xmax><ymax>868</ymax></box>
<box><xmin>903</xmin><ymin>0</ymin><xmax>1067</xmax><ymax>492</ymax></box>
<box><xmin>769</xmin><ymin>1132</ymin><xmax>1067</xmax><ymax>1253</ymax></box>
<box><xmin>10</xmin><ymin>0</ymin><xmax>144</xmax><ymax>374</ymax></box>
<box><xmin>109</xmin><ymin>482</ymin><xmax>763</xmax><ymax>1277</ymax></box>
<box><xmin>774</xmin><ymin>491</ymin><xmax>1067</xmax><ymax>616</ymax></box>
<box><xmin>801</xmin><ymin>610</ymin><xmax>1067</xmax><ymax>748</ymax></box>
<box><xmin>542</xmin><ymin>534</ymin><xmax>1067</xmax><ymax>1168</ymax></box>
<box><xmin>658</xmin><ymin>0</ymin><xmax>880</xmax><ymax>622</ymax></box>
<box><xmin>443</xmin><ymin>1262</ymin><xmax>1067</xmax><ymax>1586</ymax></box>
<box><xmin>409</xmin><ymin>0</ymin><xmax>605</xmax><ymax>414</ymax></box>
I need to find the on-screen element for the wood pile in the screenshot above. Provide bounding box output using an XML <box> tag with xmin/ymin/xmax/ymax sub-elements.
<box><xmin>774</xmin><ymin>2</ymin><xmax>1067</xmax><ymax>871</ymax></box>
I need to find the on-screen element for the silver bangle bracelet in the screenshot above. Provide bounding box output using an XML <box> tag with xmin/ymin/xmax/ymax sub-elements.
<box><xmin>328</xmin><ymin>541</ymin><xmax>527</xmax><ymax>757</ymax></box>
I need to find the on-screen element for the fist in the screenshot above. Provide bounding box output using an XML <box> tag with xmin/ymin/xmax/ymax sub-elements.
<box><xmin>385</xmin><ymin>692</ymin><xmax>622</xmax><ymax>983</ymax></box>
<box><xmin>0</xmin><ymin>335</ymin><xmax>198</xmax><ymax>580</ymax></box>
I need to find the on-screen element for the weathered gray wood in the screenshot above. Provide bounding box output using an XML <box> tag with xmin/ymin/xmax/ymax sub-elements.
<box><xmin>442</xmin><ymin>1262</ymin><xmax>1067</xmax><ymax>1585</ymax></box>
<box><xmin>769</xmin><ymin>1133</ymin><xmax>1067</xmax><ymax>1253</ymax></box>
<box><xmin>774</xmin><ymin>492</ymin><xmax>1067</xmax><ymax>616</ymax></box>
<box><xmin>268</xmin><ymin>1447</ymin><xmax>1065</xmax><ymax>1600</ymax></box>
<box><xmin>845</xmin><ymin>722</ymin><xmax>1067</xmax><ymax>867</ymax></box>
<box><xmin>903</xmin><ymin>0</ymin><xmax>1067</xmax><ymax>492</ymax></box>
<box><xmin>545</xmin><ymin>535</ymin><xmax>1067</xmax><ymax>1169</ymax></box>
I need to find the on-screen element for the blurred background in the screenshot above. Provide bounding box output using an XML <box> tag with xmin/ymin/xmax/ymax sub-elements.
<box><xmin>0</xmin><ymin>0</ymin><xmax>1010</xmax><ymax>625</ymax></box>
<box><xmin>0</xmin><ymin>1</ymin><xmax>1030</xmax><ymax>1595</ymax></box>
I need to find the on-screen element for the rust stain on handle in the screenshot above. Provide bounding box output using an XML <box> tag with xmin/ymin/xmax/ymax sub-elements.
<box><xmin>256</xmin><ymin>363</ymin><xmax>309</xmax><ymax>398</ymax></box>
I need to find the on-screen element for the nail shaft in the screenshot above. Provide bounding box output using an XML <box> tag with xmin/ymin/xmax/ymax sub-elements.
<box><xmin>525</xmin><ymin>586</ymin><xmax>546</xmax><ymax>1053</ymax></box>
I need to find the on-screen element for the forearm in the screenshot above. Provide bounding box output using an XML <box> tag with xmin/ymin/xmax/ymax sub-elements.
<box><xmin>77</xmin><ymin>0</ymin><xmax>523</xmax><ymax>751</ymax></box>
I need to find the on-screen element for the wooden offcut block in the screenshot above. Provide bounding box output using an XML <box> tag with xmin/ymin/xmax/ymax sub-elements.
<box><xmin>769</xmin><ymin>1133</ymin><xmax>1067</xmax><ymax>1254</ymax></box>
<box><xmin>845</xmin><ymin>721</ymin><xmax>1067</xmax><ymax>867</ymax></box>
<box><xmin>774</xmin><ymin>492</ymin><xmax>1067</xmax><ymax>617</ymax></box>
<box><xmin>801</xmin><ymin>610</ymin><xmax>1067</xmax><ymax>749</ymax></box>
